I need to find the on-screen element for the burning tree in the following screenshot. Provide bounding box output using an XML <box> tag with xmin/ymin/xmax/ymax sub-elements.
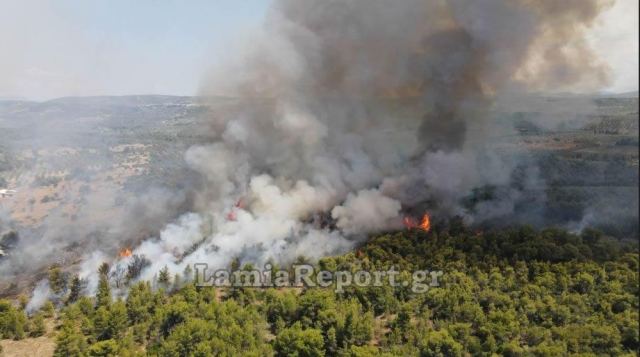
<box><xmin>403</xmin><ymin>213</ymin><xmax>431</xmax><ymax>232</ymax></box>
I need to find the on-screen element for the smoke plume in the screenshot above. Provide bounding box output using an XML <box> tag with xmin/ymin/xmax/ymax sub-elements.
<box><xmin>8</xmin><ymin>0</ymin><xmax>616</xmax><ymax>297</ymax></box>
<box><xmin>157</xmin><ymin>0</ymin><xmax>611</xmax><ymax>279</ymax></box>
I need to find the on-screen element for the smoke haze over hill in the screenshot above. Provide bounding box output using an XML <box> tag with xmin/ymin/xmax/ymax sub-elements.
<box><xmin>0</xmin><ymin>1</ymin><xmax>637</xmax><ymax>306</ymax></box>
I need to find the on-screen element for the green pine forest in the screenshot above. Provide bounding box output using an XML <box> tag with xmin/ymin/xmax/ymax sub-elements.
<box><xmin>1</xmin><ymin>221</ymin><xmax>638</xmax><ymax>356</ymax></box>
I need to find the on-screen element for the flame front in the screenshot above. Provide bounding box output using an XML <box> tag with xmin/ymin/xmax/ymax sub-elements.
<box><xmin>119</xmin><ymin>248</ymin><xmax>132</xmax><ymax>258</ymax></box>
<box><xmin>403</xmin><ymin>213</ymin><xmax>431</xmax><ymax>232</ymax></box>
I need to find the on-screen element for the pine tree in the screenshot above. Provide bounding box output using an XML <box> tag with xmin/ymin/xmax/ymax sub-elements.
<box><xmin>126</xmin><ymin>254</ymin><xmax>150</xmax><ymax>282</ymax></box>
<box><xmin>0</xmin><ymin>299</ymin><xmax>26</xmax><ymax>339</ymax></box>
<box><xmin>28</xmin><ymin>313</ymin><xmax>46</xmax><ymax>337</ymax></box>
<box><xmin>66</xmin><ymin>274</ymin><xmax>82</xmax><ymax>305</ymax></box>
<box><xmin>326</xmin><ymin>326</ymin><xmax>338</xmax><ymax>356</ymax></box>
<box><xmin>98</xmin><ymin>262</ymin><xmax>110</xmax><ymax>277</ymax></box>
<box><xmin>230</xmin><ymin>257</ymin><xmax>241</xmax><ymax>271</ymax></box>
<box><xmin>158</xmin><ymin>265</ymin><xmax>171</xmax><ymax>288</ymax></box>
<box><xmin>87</xmin><ymin>339</ymin><xmax>119</xmax><ymax>357</ymax></box>
<box><xmin>48</xmin><ymin>266</ymin><xmax>67</xmax><ymax>294</ymax></box>
<box><xmin>93</xmin><ymin>306</ymin><xmax>110</xmax><ymax>340</ymax></box>
<box><xmin>183</xmin><ymin>264</ymin><xmax>193</xmax><ymax>283</ymax></box>
<box><xmin>41</xmin><ymin>301</ymin><xmax>55</xmax><ymax>318</ymax></box>
<box><xmin>17</xmin><ymin>294</ymin><xmax>28</xmax><ymax>310</ymax></box>
<box><xmin>54</xmin><ymin>321</ymin><xmax>87</xmax><ymax>357</ymax></box>
<box><xmin>172</xmin><ymin>273</ymin><xmax>182</xmax><ymax>291</ymax></box>
<box><xmin>274</xmin><ymin>323</ymin><xmax>325</xmax><ymax>357</ymax></box>
<box><xmin>96</xmin><ymin>274</ymin><xmax>111</xmax><ymax>309</ymax></box>
<box><xmin>107</xmin><ymin>301</ymin><xmax>128</xmax><ymax>339</ymax></box>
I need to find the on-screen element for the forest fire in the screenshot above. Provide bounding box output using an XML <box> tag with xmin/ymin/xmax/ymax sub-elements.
<box><xmin>404</xmin><ymin>213</ymin><xmax>431</xmax><ymax>232</ymax></box>
<box><xmin>119</xmin><ymin>248</ymin><xmax>132</xmax><ymax>258</ymax></box>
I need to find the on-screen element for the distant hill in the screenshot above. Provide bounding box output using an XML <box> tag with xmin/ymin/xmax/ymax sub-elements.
<box><xmin>601</xmin><ymin>91</ymin><xmax>639</xmax><ymax>98</ymax></box>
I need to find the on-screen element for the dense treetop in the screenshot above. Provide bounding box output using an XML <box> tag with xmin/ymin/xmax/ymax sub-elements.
<box><xmin>1</xmin><ymin>222</ymin><xmax>637</xmax><ymax>356</ymax></box>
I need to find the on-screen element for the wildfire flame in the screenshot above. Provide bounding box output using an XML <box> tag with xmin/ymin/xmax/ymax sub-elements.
<box><xmin>403</xmin><ymin>213</ymin><xmax>431</xmax><ymax>232</ymax></box>
<box><xmin>418</xmin><ymin>214</ymin><xmax>431</xmax><ymax>231</ymax></box>
<box><xmin>119</xmin><ymin>248</ymin><xmax>132</xmax><ymax>258</ymax></box>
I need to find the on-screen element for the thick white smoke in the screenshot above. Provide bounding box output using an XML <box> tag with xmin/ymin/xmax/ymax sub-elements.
<box><xmin>332</xmin><ymin>189</ymin><xmax>402</xmax><ymax>235</ymax></box>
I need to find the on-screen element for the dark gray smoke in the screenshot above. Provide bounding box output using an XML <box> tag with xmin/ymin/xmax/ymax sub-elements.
<box><xmin>180</xmin><ymin>0</ymin><xmax>614</xmax><ymax>268</ymax></box>
<box><xmin>198</xmin><ymin>0</ymin><xmax>613</xmax><ymax>216</ymax></box>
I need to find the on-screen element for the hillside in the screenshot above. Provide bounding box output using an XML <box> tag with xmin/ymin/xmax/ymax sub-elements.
<box><xmin>0</xmin><ymin>94</ymin><xmax>637</xmax><ymax>297</ymax></box>
<box><xmin>1</xmin><ymin>223</ymin><xmax>637</xmax><ymax>356</ymax></box>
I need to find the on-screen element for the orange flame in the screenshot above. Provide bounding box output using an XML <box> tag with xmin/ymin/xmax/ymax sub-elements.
<box><xmin>403</xmin><ymin>213</ymin><xmax>431</xmax><ymax>232</ymax></box>
<box><xmin>418</xmin><ymin>214</ymin><xmax>431</xmax><ymax>232</ymax></box>
<box><xmin>119</xmin><ymin>248</ymin><xmax>132</xmax><ymax>258</ymax></box>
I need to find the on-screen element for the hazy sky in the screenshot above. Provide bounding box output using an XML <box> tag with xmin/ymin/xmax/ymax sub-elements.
<box><xmin>0</xmin><ymin>0</ymin><xmax>637</xmax><ymax>100</ymax></box>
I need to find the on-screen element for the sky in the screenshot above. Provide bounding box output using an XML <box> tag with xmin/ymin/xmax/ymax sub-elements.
<box><xmin>0</xmin><ymin>0</ymin><xmax>637</xmax><ymax>100</ymax></box>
